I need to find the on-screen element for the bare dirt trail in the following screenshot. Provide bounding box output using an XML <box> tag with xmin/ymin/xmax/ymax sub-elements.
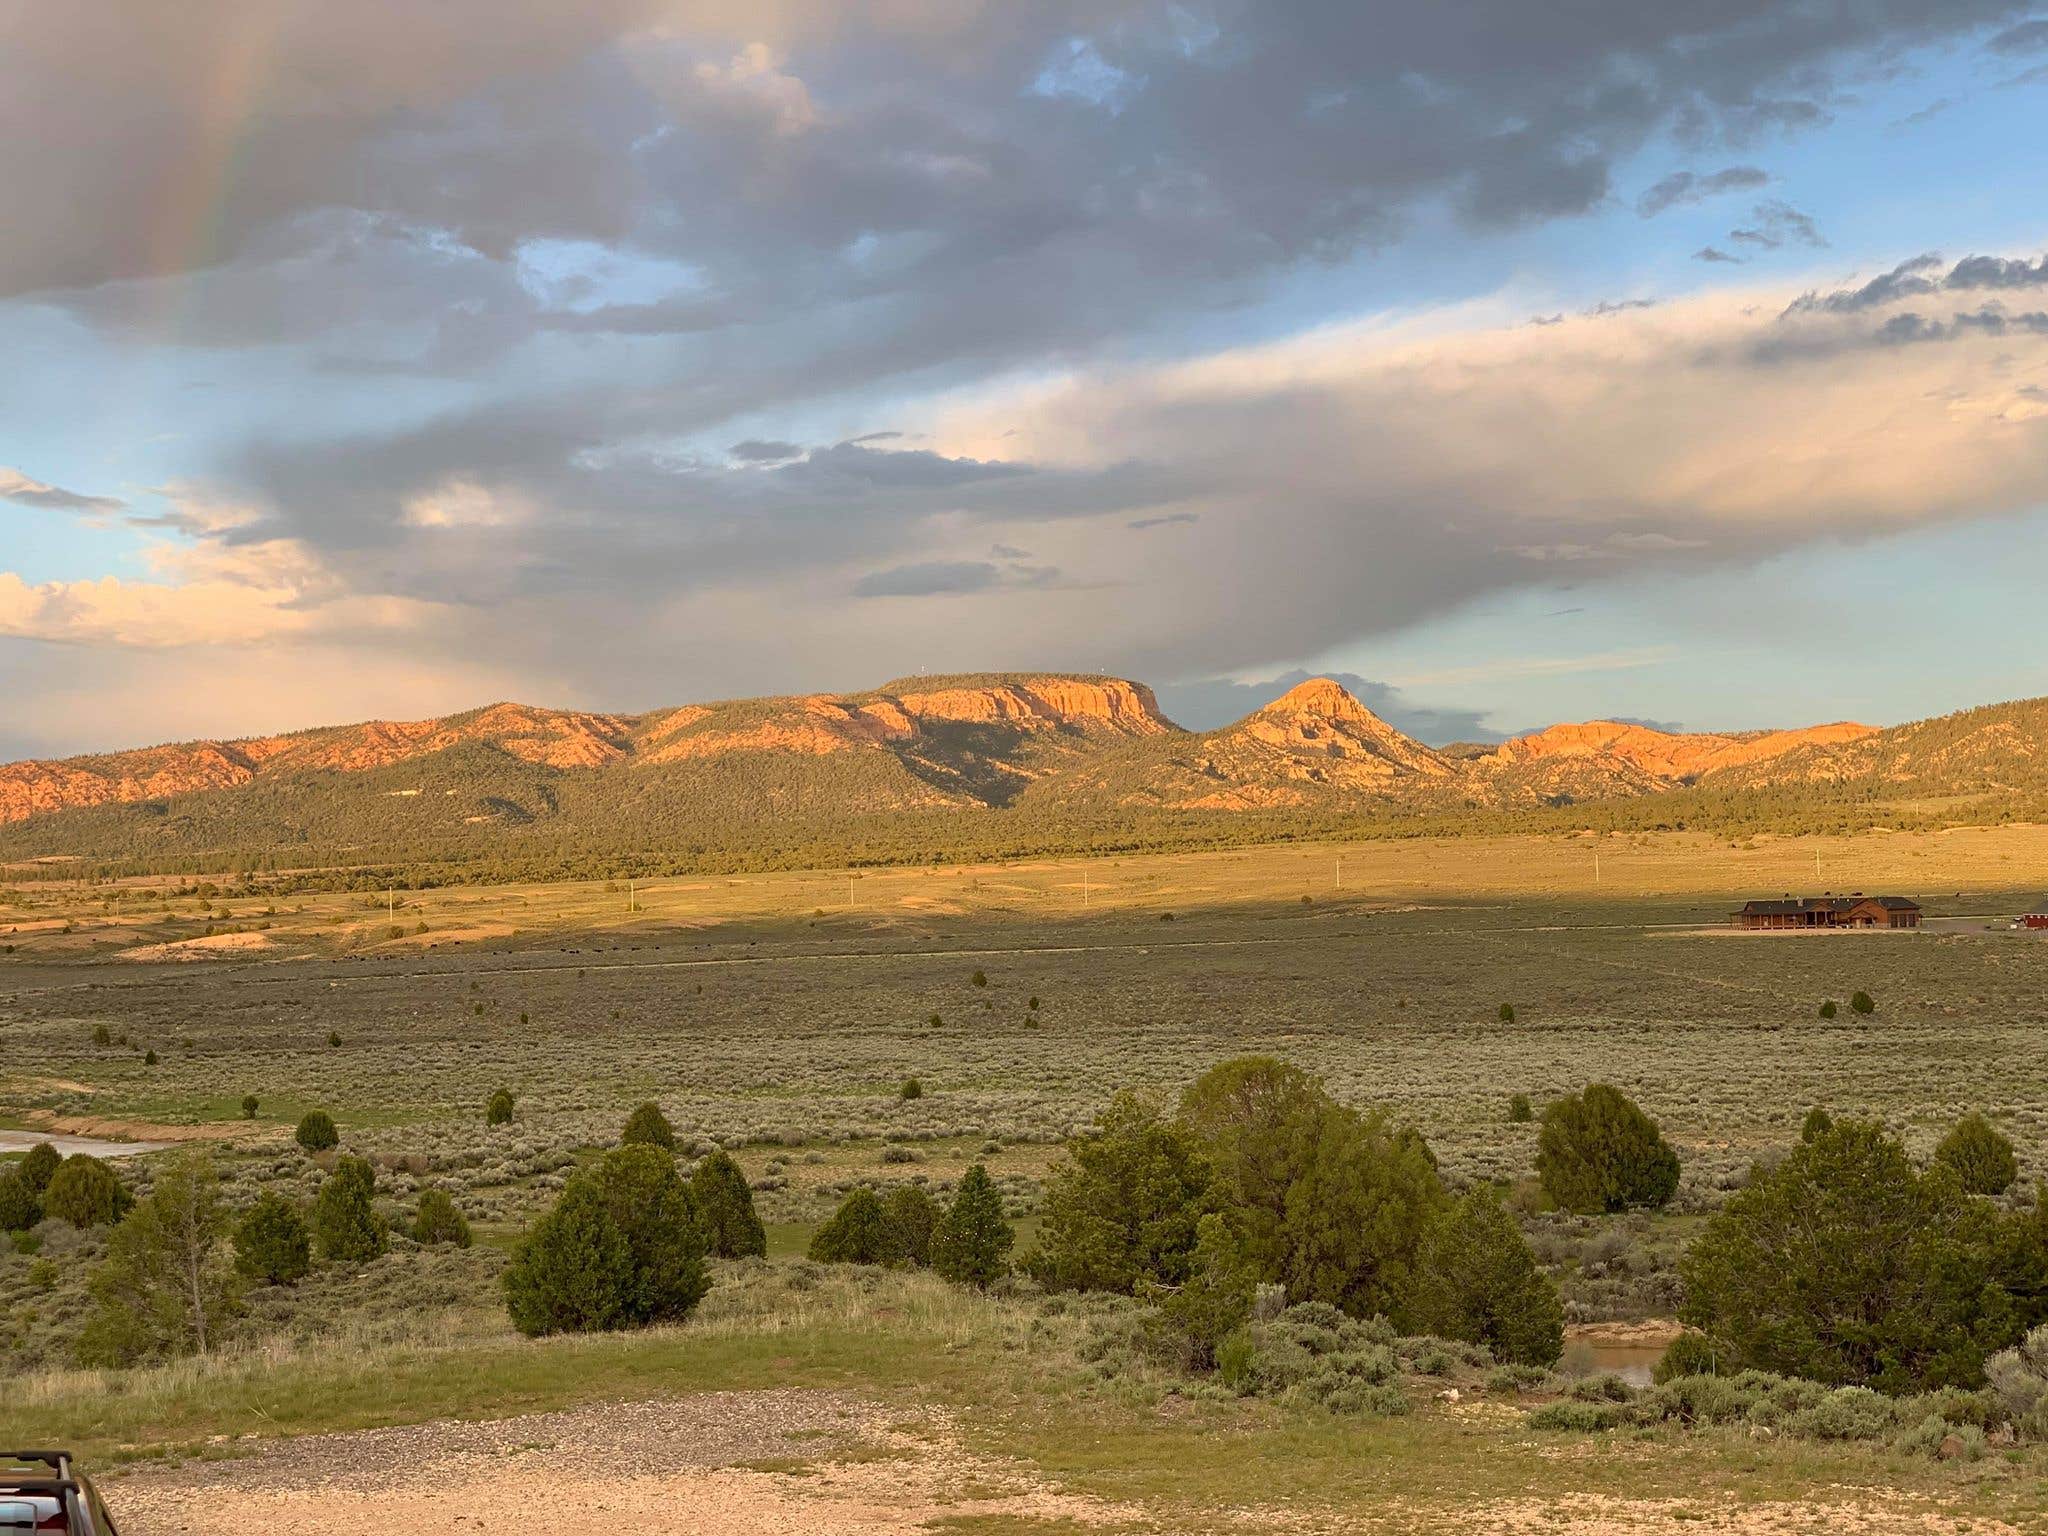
<box><xmin>105</xmin><ymin>1390</ymin><xmax>2030</xmax><ymax>1536</ymax></box>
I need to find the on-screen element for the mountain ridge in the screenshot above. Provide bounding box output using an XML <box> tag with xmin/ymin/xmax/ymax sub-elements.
<box><xmin>5</xmin><ymin>672</ymin><xmax>2044</xmax><ymax>860</ymax></box>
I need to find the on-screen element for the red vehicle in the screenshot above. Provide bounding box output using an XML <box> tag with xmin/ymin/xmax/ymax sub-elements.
<box><xmin>0</xmin><ymin>1452</ymin><xmax>121</xmax><ymax>1534</ymax></box>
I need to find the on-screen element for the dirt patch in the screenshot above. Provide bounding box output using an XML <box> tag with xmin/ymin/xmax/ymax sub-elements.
<box><xmin>107</xmin><ymin>1391</ymin><xmax>1145</xmax><ymax>1536</ymax></box>
<box><xmin>119</xmin><ymin>932</ymin><xmax>278</xmax><ymax>963</ymax></box>
<box><xmin>1447</xmin><ymin>1493</ymin><xmax>2022</xmax><ymax>1535</ymax></box>
<box><xmin>21</xmin><ymin>1111</ymin><xmax>246</xmax><ymax>1143</ymax></box>
<box><xmin>1565</xmin><ymin>1319</ymin><xmax>1684</xmax><ymax>1348</ymax></box>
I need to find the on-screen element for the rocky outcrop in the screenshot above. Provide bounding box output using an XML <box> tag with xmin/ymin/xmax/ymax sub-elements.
<box><xmin>1483</xmin><ymin>718</ymin><xmax>1875</xmax><ymax>782</ymax></box>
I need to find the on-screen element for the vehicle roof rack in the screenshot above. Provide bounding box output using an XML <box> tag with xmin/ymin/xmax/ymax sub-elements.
<box><xmin>0</xmin><ymin>1449</ymin><xmax>76</xmax><ymax>1493</ymax></box>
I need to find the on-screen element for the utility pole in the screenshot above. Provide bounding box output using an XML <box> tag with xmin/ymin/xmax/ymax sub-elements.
<box><xmin>628</xmin><ymin>880</ymin><xmax>636</xmax><ymax>913</ymax></box>
<box><xmin>1083</xmin><ymin>868</ymin><xmax>1090</xmax><ymax>908</ymax></box>
<box><xmin>387</xmin><ymin>888</ymin><xmax>395</xmax><ymax>921</ymax></box>
<box><xmin>1594</xmin><ymin>851</ymin><xmax>1601</xmax><ymax>886</ymax></box>
<box><xmin>848</xmin><ymin>874</ymin><xmax>855</xmax><ymax>910</ymax></box>
<box><xmin>1335</xmin><ymin>855</ymin><xmax>1342</xmax><ymax>890</ymax></box>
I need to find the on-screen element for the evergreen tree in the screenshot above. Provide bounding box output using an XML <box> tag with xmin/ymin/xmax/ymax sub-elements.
<box><xmin>1155</xmin><ymin>1212</ymin><xmax>1257</xmax><ymax>1366</ymax></box>
<box><xmin>503</xmin><ymin>1144</ymin><xmax>708</xmax><ymax>1336</ymax></box>
<box><xmin>295</xmin><ymin>1110</ymin><xmax>340</xmax><ymax>1152</ymax></box>
<box><xmin>1536</xmin><ymin>1084</ymin><xmax>1680</xmax><ymax>1214</ymax></box>
<box><xmin>884</xmin><ymin>1185</ymin><xmax>940</xmax><ymax>1267</ymax></box>
<box><xmin>1027</xmin><ymin>1091</ymin><xmax>1212</xmax><ymax>1293</ymax></box>
<box><xmin>1801</xmin><ymin>1106</ymin><xmax>1834</xmax><ymax>1143</ymax></box>
<box><xmin>688</xmin><ymin>1149</ymin><xmax>767</xmax><ymax>1258</ymax></box>
<box><xmin>311</xmin><ymin>1155</ymin><xmax>389</xmax><ymax>1262</ymax></box>
<box><xmin>76</xmin><ymin>1152</ymin><xmax>242</xmax><ymax>1366</ymax></box>
<box><xmin>808</xmin><ymin>1187</ymin><xmax>899</xmax><ymax>1265</ymax></box>
<box><xmin>1414</xmin><ymin>1188</ymin><xmax>1564</xmax><ymax>1367</ymax></box>
<box><xmin>1682</xmin><ymin>1120</ymin><xmax>2033</xmax><ymax>1392</ymax></box>
<box><xmin>0</xmin><ymin>1172</ymin><xmax>39</xmax><ymax>1232</ymax></box>
<box><xmin>932</xmin><ymin>1164</ymin><xmax>1013</xmax><ymax>1288</ymax></box>
<box><xmin>1935</xmin><ymin>1112</ymin><xmax>2019</xmax><ymax>1196</ymax></box>
<box><xmin>486</xmin><ymin>1089</ymin><xmax>516</xmax><ymax>1127</ymax></box>
<box><xmin>621</xmin><ymin>1101</ymin><xmax>677</xmax><ymax>1150</ymax></box>
<box><xmin>413</xmin><ymin>1188</ymin><xmax>473</xmax><ymax>1247</ymax></box>
<box><xmin>234</xmin><ymin>1191</ymin><xmax>311</xmax><ymax>1285</ymax></box>
<box><xmin>17</xmin><ymin>1141</ymin><xmax>59</xmax><ymax>1194</ymax></box>
<box><xmin>43</xmin><ymin>1154</ymin><xmax>132</xmax><ymax>1229</ymax></box>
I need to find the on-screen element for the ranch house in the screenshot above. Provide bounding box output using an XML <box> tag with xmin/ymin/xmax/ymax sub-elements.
<box><xmin>1732</xmin><ymin>895</ymin><xmax>1922</xmax><ymax>930</ymax></box>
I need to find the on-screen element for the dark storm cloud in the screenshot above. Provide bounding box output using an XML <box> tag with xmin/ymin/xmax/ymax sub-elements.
<box><xmin>1783</xmin><ymin>252</ymin><xmax>2048</xmax><ymax>315</ymax></box>
<box><xmin>1129</xmin><ymin>511</ymin><xmax>1199</xmax><ymax>530</ymax></box>
<box><xmin>1635</xmin><ymin>166</ymin><xmax>1769</xmax><ymax>217</ymax></box>
<box><xmin>1987</xmin><ymin>17</ymin><xmax>2048</xmax><ymax>52</ymax></box>
<box><xmin>7</xmin><ymin>2</ymin><xmax>2046</xmax><ymax>706</ymax></box>
<box><xmin>1695</xmin><ymin>246</ymin><xmax>1744</xmax><ymax>263</ymax></box>
<box><xmin>1876</xmin><ymin>307</ymin><xmax>2048</xmax><ymax>344</ymax></box>
<box><xmin>729</xmin><ymin>439</ymin><xmax>802</xmax><ymax>463</ymax></box>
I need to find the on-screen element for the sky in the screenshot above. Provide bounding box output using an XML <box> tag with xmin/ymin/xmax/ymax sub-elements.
<box><xmin>5</xmin><ymin>2</ymin><xmax>2048</xmax><ymax>756</ymax></box>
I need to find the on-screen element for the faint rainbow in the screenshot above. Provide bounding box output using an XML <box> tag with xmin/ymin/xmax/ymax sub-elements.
<box><xmin>139</xmin><ymin>12</ymin><xmax>286</xmax><ymax>339</ymax></box>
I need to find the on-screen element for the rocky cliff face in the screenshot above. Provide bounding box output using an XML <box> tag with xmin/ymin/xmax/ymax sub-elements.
<box><xmin>0</xmin><ymin>675</ymin><xmax>1177</xmax><ymax>825</ymax></box>
<box><xmin>1483</xmin><ymin>719</ymin><xmax>1875</xmax><ymax>782</ymax></box>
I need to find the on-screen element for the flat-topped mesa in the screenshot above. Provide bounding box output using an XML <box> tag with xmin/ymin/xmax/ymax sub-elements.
<box><xmin>891</xmin><ymin>676</ymin><xmax>1173</xmax><ymax>734</ymax></box>
<box><xmin>1491</xmin><ymin>718</ymin><xmax>1878</xmax><ymax>782</ymax></box>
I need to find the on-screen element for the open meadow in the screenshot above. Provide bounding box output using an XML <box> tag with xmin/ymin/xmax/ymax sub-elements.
<box><xmin>7</xmin><ymin>828</ymin><xmax>2048</xmax><ymax>1531</ymax></box>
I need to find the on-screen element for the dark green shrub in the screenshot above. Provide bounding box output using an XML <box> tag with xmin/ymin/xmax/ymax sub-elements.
<box><xmin>1508</xmin><ymin>1094</ymin><xmax>1534</xmax><ymax>1124</ymax></box>
<box><xmin>240</xmin><ymin>1095</ymin><xmax>259</xmax><ymax>1120</ymax></box>
<box><xmin>295</xmin><ymin>1110</ymin><xmax>339</xmax><ymax>1152</ymax></box>
<box><xmin>311</xmin><ymin>1156</ymin><xmax>388</xmax><ymax>1262</ymax></box>
<box><xmin>621</xmin><ymin>1101</ymin><xmax>676</xmax><ymax>1150</ymax></box>
<box><xmin>1850</xmin><ymin>991</ymin><xmax>1876</xmax><ymax>1016</ymax></box>
<box><xmin>413</xmin><ymin>1188</ymin><xmax>472</xmax><ymax>1247</ymax></box>
<box><xmin>1181</xmin><ymin>1056</ymin><xmax>1444</xmax><ymax>1324</ymax></box>
<box><xmin>92</xmin><ymin>1024</ymin><xmax>111</xmax><ymax>1047</ymax></box>
<box><xmin>143</xmin><ymin>1049</ymin><xmax>158</xmax><ymax>1066</ymax></box>
<box><xmin>504</xmin><ymin>1144</ymin><xmax>709</xmax><ymax>1337</ymax></box>
<box><xmin>1934</xmin><ymin>1113</ymin><xmax>2018</xmax><ymax>1196</ymax></box>
<box><xmin>1498</xmin><ymin>1003</ymin><xmax>1516</xmax><ymax>1024</ymax></box>
<box><xmin>486</xmin><ymin>1089</ymin><xmax>516</xmax><ymax>1127</ymax></box>
<box><xmin>1818</xmin><ymin>999</ymin><xmax>1838</xmax><ymax>1019</ymax></box>
<box><xmin>1155</xmin><ymin>1212</ymin><xmax>1257</xmax><ymax>1366</ymax></box>
<box><xmin>234</xmin><ymin>1191</ymin><xmax>311</xmax><ymax>1285</ymax></box>
<box><xmin>1536</xmin><ymin>1084</ymin><xmax>1680</xmax><ymax>1213</ymax></box>
<box><xmin>971</xmin><ymin>970</ymin><xmax>988</xmax><ymax>988</ymax></box>
<box><xmin>808</xmin><ymin>1187</ymin><xmax>899</xmax><ymax>1265</ymax></box>
<box><xmin>327</xmin><ymin>1029</ymin><xmax>342</xmax><ymax>1047</ymax></box>
<box><xmin>1654</xmin><ymin>1330</ymin><xmax>1724</xmax><ymax>1384</ymax></box>
<box><xmin>17</xmin><ymin>1141</ymin><xmax>59</xmax><ymax>1194</ymax></box>
<box><xmin>1682</xmin><ymin>1120</ymin><xmax>2038</xmax><ymax>1393</ymax></box>
<box><xmin>1414</xmin><ymin>1188</ymin><xmax>1564</xmax><ymax>1367</ymax></box>
<box><xmin>884</xmin><ymin>1185</ymin><xmax>940</xmax><ymax>1267</ymax></box>
<box><xmin>932</xmin><ymin>1164</ymin><xmax>1013</xmax><ymax>1288</ymax></box>
<box><xmin>43</xmin><ymin>1155</ymin><xmax>132</xmax><ymax>1229</ymax></box>
<box><xmin>899</xmin><ymin>1077</ymin><xmax>923</xmax><ymax>1101</ymax></box>
<box><xmin>1801</xmin><ymin>1106</ymin><xmax>1833</xmax><ymax>1142</ymax></box>
<box><xmin>0</xmin><ymin>1173</ymin><xmax>39</xmax><ymax>1232</ymax></box>
<box><xmin>688</xmin><ymin>1149</ymin><xmax>766</xmax><ymax>1259</ymax></box>
<box><xmin>1026</xmin><ymin>1091</ymin><xmax>1211</xmax><ymax>1293</ymax></box>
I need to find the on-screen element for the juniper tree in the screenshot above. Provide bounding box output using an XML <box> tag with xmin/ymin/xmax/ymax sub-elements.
<box><xmin>234</xmin><ymin>1191</ymin><xmax>312</xmax><ymax>1285</ymax></box>
<box><xmin>932</xmin><ymin>1164</ymin><xmax>1013</xmax><ymax>1288</ymax></box>
<box><xmin>1536</xmin><ymin>1084</ymin><xmax>1680</xmax><ymax>1214</ymax></box>
<box><xmin>43</xmin><ymin>1154</ymin><xmax>132</xmax><ymax>1229</ymax></box>
<box><xmin>413</xmin><ymin>1188</ymin><xmax>473</xmax><ymax>1247</ymax></box>
<box><xmin>688</xmin><ymin>1149</ymin><xmax>767</xmax><ymax>1259</ymax></box>
<box><xmin>311</xmin><ymin>1155</ymin><xmax>388</xmax><ymax>1262</ymax></box>
<box><xmin>1414</xmin><ymin>1187</ymin><xmax>1564</xmax><ymax>1367</ymax></box>
<box><xmin>295</xmin><ymin>1110</ymin><xmax>340</xmax><ymax>1152</ymax></box>
<box><xmin>503</xmin><ymin>1144</ymin><xmax>708</xmax><ymax>1336</ymax></box>
<box><xmin>1935</xmin><ymin>1112</ymin><xmax>2019</xmax><ymax>1196</ymax></box>
<box><xmin>808</xmin><ymin>1187</ymin><xmax>898</xmax><ymax>1265</ymax></box>
<box><xmin>621</xmin><ymin>1101</ymin><xmax>676</xmax><ymax>1150</ymax></box>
